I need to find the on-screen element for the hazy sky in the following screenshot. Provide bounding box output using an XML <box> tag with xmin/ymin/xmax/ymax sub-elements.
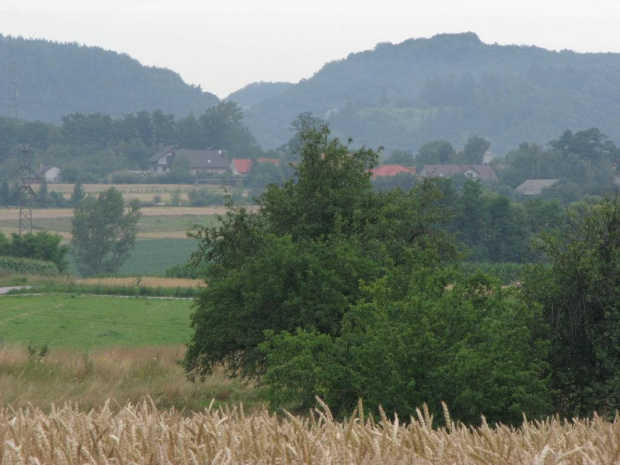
<box><xmin>3</xmin><ymin>0</ymin><xmax>620</xmax><ymax>98</ymax></box>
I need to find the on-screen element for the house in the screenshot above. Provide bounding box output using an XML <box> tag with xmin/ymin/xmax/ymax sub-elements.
<box><xmin>516</xmin><ymin>179</ymin><xmax>558</xmax><ymax>195</ymax></box>
<box><xmin>230</xmin><ymin>158</ymin><xmax>281</xmax><ymax>176</ymax></box>
<box><xmin>149</xmin><ymin>146</ymin><xmax>231</xmax><ymax>175</ymax></box>
<box><xmin>420</xmin><ymin>164</ymin><xmax>499</xmax><ymax>182</ymax></box>
<box><xmin>31</xmin><ymin>166</ymin><xmax>61</xmax><ymax>183</ymax></box>
<box><xmin>371</xmin><ymin>165</ymin><xmax>416</xmax><ymax>178</ymax></box>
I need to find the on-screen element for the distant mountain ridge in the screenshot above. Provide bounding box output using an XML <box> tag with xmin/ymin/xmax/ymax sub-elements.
<box><xmin>232</xmin><ymin>33</ymin><xmax>620</xmax><ymax>154</ymax></box>
<box><xmin>0</xmin><ymin>35</ymin><xmax>219</xmax><ymax>122</ymax></box>
<box><xmin>5</xmin><ymin>33</ymin><xmax>620</xmax><ymax>157</ymax></box>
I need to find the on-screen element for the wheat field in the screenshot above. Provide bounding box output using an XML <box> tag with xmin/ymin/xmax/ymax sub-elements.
<box><xmin>1</xmin><ymin>397</ymin><xmax>620</xmax><ymax>464</ymax></box>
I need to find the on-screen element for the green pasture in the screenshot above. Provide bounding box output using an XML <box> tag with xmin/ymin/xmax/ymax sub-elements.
<box><xmin>0</xmin><ymin>294</ymin><xmax>194</xmax><ymax>349</ymax></box>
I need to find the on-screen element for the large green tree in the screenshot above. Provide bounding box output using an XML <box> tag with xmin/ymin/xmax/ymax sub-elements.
<box><xmin>524</xmin><ymin>195</ymin><xmax>620</xmax><ymax>417</ymax></box>
<box><xmin>184</xmin><ymin>126</ymin><xmax>456</xmax><ymax>380</ymax></box>
<box><xmin>71</xmin><ymin>187</ymin><xmax>141</xmax><ymax>276</ymax></box>
<box><xmin>184</xmin><ymin>125</ymin><xmax>550</xmax><ymax>424</ymax></box>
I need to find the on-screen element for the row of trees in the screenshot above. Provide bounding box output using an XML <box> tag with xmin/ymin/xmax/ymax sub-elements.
<box><xmin>0</xmin><ymin>102</ymin><xmax>262</xmax><ymax>182</ymax></box>
<box><xmin>183</xmin><ymin>125</ymin><xmax>620</xmax><ymax>424</ymax></box>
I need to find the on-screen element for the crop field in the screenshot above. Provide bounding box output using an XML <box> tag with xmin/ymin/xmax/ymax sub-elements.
<box><xmin>2</xmin><ymin>399</ymin><xmax>620</xmax><ymax>464</ymax></box>
<box><xmin>0</xmin><ymin>206</ymin><xmax>224</xmax><ymax>238</ymax></box>
<box><xmin>0</xmin><ymin>294</ymin><xmax>193</xmax><ymax>348</ymax></box>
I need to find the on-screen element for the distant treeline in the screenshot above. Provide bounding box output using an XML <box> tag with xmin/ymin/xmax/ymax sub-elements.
<box><xmin>0</xmin><ymin>102</ymin><xmax>262</xmax><ymax>181</ymax></box>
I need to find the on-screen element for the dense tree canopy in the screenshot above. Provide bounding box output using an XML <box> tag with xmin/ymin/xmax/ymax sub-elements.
<box><xmin>184</xmin><ymin>125</ymin><xmax>550</xmax><ymax>424</ymax></box>
<box><xmin>524</xmin><ymin>195</ymin><xmax>620</xmax><ymax>417</ymax></box>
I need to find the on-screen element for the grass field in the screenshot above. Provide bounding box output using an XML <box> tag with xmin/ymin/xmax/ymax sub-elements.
<box><xmin>0</xmin><ymin>294</ymin><xmax>193</xmax><ymax>349</ymax></box>
<box><xmin>0</xmin><ymin>292</ymin><xmax>259</xmax><ymax>414</ymax></box>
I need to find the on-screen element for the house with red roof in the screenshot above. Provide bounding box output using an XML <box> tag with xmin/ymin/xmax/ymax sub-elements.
<box><xmin>371</xmin><ymin>165</ymin><xmax>416</xmax><ymax>178</ymax></box>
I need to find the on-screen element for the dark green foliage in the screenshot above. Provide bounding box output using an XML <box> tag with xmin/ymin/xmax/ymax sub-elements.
<box><xmin>199</xmin><ymin>102</ymin><xmax>262</xmax><ymax>157</ymax></box>
<box><xmin>384</xmin><ymin>149</ymin><xmax>414</xmax><ymax>165</ymax></box>
<box><xmin>1</xmin><ymin>231</ymin><xmax>69</xmax><ymax>272</ymax></box>
<box><xmin>183</xmin><ymin>125</ymin><xmax>550</xmax><ymax>424</ymax></box>
<box><xmin>261</xmin><ymin>271</ymin><xmax>551</xmax><ymax>424</ymax></box>
<box><xmin>0</xmin><ymin>181</ymin><xmax>10</xmax><ymax>206</ymax></box>
<box><xmin>499</xmin><ymin>129</ymin><xmax>619</xmax><ymax>202</ymax></box>
<box><xmin>186</xmin><ymin>189</ymin><xmax>244</xmax><ymax>207</ymax></box>
<box><xmin>523</xmin><ymin>195</ymin><xmax>620</xmax><ymax>417</ymax></box>
<box><xmin>184</xmin><ymin>126</ymin><xmax>456</xmax><ymax>380</ymax></box>
<box><xmin>462</xmin><ymin>135</ymin><xmax>490</xmax><ymax>164</ymax></box>
<box><xmin>415</xmin><ymin>140</ymin><xmax>457</xmax><ymax>165</ymax></box>
<box><xmin>0</xmin><ymin>102</ymin><xmax>263</xmax><ymax>183</ymax></box>
<box><xmin>246</xmin><ymin>161</ymin><xmax>295</xmax><ymax>195</ymax></box>
<box><xmin>71</xmin><ymin>188</ymin><xmax>141</xmax><ymax>276</ymax></box>
<box><xmin>28</xmin><ymin>281</ymin><xmax>199</xmax><ymax>298</ymax></box>
<box><xmin>70</xmin><ymin>179</ymin><xmax>85</xmax><ymax>206</ymax></box>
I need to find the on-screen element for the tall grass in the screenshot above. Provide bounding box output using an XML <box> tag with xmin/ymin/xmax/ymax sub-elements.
<box><xmin>0</xmin><ymin>345</ymin><xmax>257</xmax><ymax>413</ymax></box>
<box><xmin>2</xmin><ymin>395</ymin><xmax>620</xmax><ymax>464</ymax></box>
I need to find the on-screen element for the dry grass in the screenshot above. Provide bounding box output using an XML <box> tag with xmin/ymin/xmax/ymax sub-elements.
<box><xmin>1</xmin><ymin>396</ymin><xmax>620</xmax><ymax>464</ymax></box>
<box><xmin>0</xmin><ymin>345</ymin><xmax>253</xmax><ymax>414</ymax></box>
<box><xmin>76</xmin><ymin>277</ymin><xmax>202</xmax><ymax>288</ymax></box>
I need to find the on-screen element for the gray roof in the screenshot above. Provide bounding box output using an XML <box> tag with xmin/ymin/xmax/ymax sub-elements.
<box><xmin>516</xmin><ymin>179</ymin><xmax>558</xmax><ymax>195</ymax></box>
<box><xmin>148</xmin><ymin>145</ymin><xmax>175</xmax><ymax>163</ymax></box>
<box><xmin>149</xmin><ymin>147</ymin><xmax>230</xmax><ymax>169</ymax></box>
<box><xmin>174</xmin><ymin>149</ymin><xmax>230</xmax><ymax>169</ymax></box>
<box><xmin>422</xmin><ymin>164</ymin><xmax>499</xmax><ymax>182</ymax></box>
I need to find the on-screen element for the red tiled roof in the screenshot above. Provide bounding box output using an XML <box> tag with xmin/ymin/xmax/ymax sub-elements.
<box><xmin>232</xmin><ymin>159</ymin><xmax>253</xmax><ymax>174</ymax></box>
<box><xmin>232</xmin><ymin>158</ymin><xmax>281</xmax><ymax>175</ymax></box>
<box><xmin>371</xmin><ymin>165</ymin><xmax>416</xmax><ymax>178</ymax></box>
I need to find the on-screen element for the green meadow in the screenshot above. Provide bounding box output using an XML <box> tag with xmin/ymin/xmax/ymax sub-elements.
<box><xmin>0</xmin><ymin>294</ymin><xmax>193</xmax><ymax>349</ymax></box>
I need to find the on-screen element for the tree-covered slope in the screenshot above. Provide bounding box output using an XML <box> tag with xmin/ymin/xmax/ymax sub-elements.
<box><xmin>242</xmin><ymin>33</ymin><xmax>620</xmax><ymax>154</ymax></box>
<box><xmin>225</xmin><ymin>81</ymin><xmax>294</xmax><ymax>110</ymax></box>
<box><xmin>0</xmin><ymin>35</ymin><xmax>219</xmax><ymax>122</ymax></box>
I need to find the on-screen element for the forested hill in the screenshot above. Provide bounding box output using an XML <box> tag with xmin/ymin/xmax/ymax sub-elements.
<box><xmin>0</xmin><ymin>35</ymin><xmax>219</xmax><ymax>122</ymax></box>
<box><xmin>235</xmin><ymin>32</ymin><xmax>620</xmax><ymax>154</ymax></box>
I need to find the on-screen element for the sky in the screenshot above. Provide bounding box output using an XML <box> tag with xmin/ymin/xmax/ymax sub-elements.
<box><xmin>2</xmin><ymin>0</ymin><xmax>620</xmax><ymax>99</ymax></box>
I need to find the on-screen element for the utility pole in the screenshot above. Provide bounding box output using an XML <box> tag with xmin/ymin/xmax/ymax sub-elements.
<box><xmin>15</xmin><ymin>145</ymin><xmax>36</xmax><ymax>235</ymax></box>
